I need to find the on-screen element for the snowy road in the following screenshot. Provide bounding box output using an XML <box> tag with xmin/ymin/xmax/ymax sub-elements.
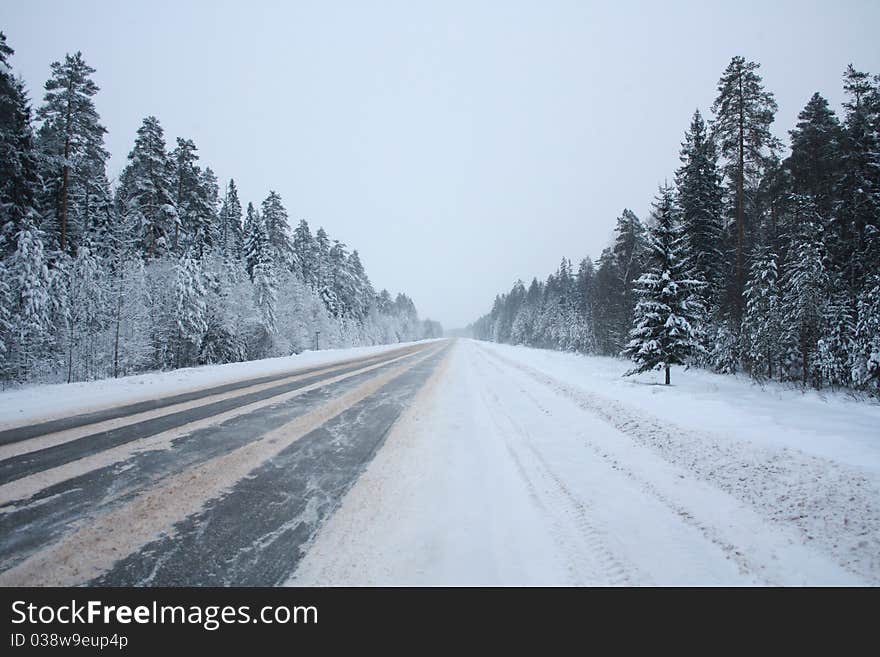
<box><xmin>0</xmin><ymin>341</ymin><xmax>449</xmax><ymax>585</ymax></box>
<box><xmin>1</xmin><ymin>338</ymin><xmax>877</xmax><ymax>586</ymax></box>
<box><xmin>292</xmin><ymin>339</ymin><xmax>879</xmax><ymax>586</ymax></box>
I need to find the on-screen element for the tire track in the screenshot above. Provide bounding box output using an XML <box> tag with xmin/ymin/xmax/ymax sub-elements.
<box><xmin>471</xmin><ymin>349</ymin><xmax>641</xmax><ymax>585</ymax></box>
<box><xmin>475</xmin><ymin>343</ymin><xmax>878</xmax><ymax>584</ymax></box>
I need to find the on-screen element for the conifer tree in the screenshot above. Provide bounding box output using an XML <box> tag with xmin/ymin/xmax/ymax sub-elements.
<box><xmin>116</xmin><ymin>116</ymin><xmax>176</xmax><ymax>259</ymax></box>
<box><xmin>173</xmin><ymin>250</ymin><xmax>207</xmax><ymax>368</ymax></box>
<box><xmin>742</xmin><ymin>247</ymin><xmax>781</xmax><ymax>378</ymax></box>
<box><xmin>838</xmin><ymin>65</ymin><xmax>880</xmax><ymax>290</ymax></box>
<box><xmin>622</xmin><ymin>185</ymin><xmax>706</xmax><ymax>385</ymax></box>
<box><xmin>779</xmin><ymin>215</ymin><xmax>828</xmax><ymax>385</ymax></box>
<box><xmin>35</xmin><ymin>51</ymin><xmax>108</xmax><ymax>254</ymax></box>
<box><xmin>292</xmin><ymin>219</ymin><xmax>315</xmax><ymax>286</ymax></box>
<box><xmin>219</xmin><ymin>179</ymin><xmax>243</xmax><ymax>259</ymax></box>
<box><xmin>261</xmin><ymin>190</ymin><xmax>293</xmax><ymax>270</ymax></box>
<box><xmin>712</xmin><ymin>56</ymin><xmax>781</xmax><ymax>322</ymax></box>
<box><xmin>852</xmin><ymin>274</ymin><xmax>880</xmax><ymax>392</ymax></box>
<box><xmin>250</xmin><ymin>214</ymin><xmax>277</xmax><ymax>336</ymax></box>
<box><xmin>7</xmin><ymin>221</ymin><xmax>53</xmax><ymax>380</ymax></box>
<box><xmin>0</xmin><ymin>32</ymin><xmax>41</xmax><ymax>262</ymax></box>
<box><xmin>242</xmin><ymin>202</ymin><xmax>261</xmax><ymax>279</ymax></box>
<box><xmin>675</xmin><ymin>110</ymin><xmax>724</xmax><ymax>303</ymax></box>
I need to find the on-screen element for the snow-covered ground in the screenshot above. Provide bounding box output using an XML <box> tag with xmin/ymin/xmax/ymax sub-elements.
<box><xmin>0</xmin><ymin>341</ymin><xmax>438</xmax><ymax>430</ymax></box>
<box><xmin>291</xmin><ymin>339</ymin><xmax>879</xmax><ymax>586</ymax></box>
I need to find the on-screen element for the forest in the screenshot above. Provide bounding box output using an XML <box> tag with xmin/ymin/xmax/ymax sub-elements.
<box><xmin>0</xmin><ymin>31</ymin><xmax>442</xmax><ymax>386</ymax></box>
<box><xmin>472</xmin><ymin>57</ymin><xmax>880</xmax><ymax>392</ymax></box>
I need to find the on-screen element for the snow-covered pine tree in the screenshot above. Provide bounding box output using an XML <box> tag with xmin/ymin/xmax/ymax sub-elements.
<box><xmin>172</xmin><ymin>250</ymin><xmax>207</xmax><ymax>368</ymax></box>
<box><xmin>242</xmin><ymin>202</ymin><xmax>261</xmax><ymax>279</ymax></box>
<box><xmin>786</xmin><ymin>93</ymin><xmax>842</xmax><ymax>222</ymax></box>
<box><xmin>851</xmin><ymin>274</ymin><xmax>880</xmax><ymax>393</ymax></box>
<box><xmin>779</xmin><ymin>211</ymin><xmax>828</xmax><ymax>385</ymax></box>
<box><xmin>574</xmin><ymin>257</ymin><xmax>596</xmax><ymax>353</ymax></box>
<box><xmin>292</xmin><ymin>219</ymin><xmax>315</xmax><ymax>286</ymax></box>
<box><xmin>314</xmin><ymin>227</ymin><xmax>331</xmax><ymax>290</ymax></box>
<box><xmin>711</xmin><ymin>56</ymin><xmax>781</xmax><ymax>323</ymax></box>
<box><xmin>0</xmin><ymin>31</ymin><xmax>41</xmax><ymax>262</ymax></box>
<box><xmin>591</xmin><ymin>210</ymin><xmax>646</xmax><ymax>355</ymax></box>
<box><xmin>261</xmin><ymin>190</ymin><xmax>293</xmax><ymax>271</ymax></box>
<box><xmin>816</xmin><ymin>285</ymin><xmax>856</xmax><ymax>388</ymax></box>
<box><xmin>675</xmin><ymin>110</ymin><xmax>724</xmax><ymax>305</ymax></box>
<box><xmin>741</xmin><ymin>246</ymin><xmax>781</xmax><ymax>379</ymax></box>
<box><xmin>838</xmin><ymin>65</ymin><xmax>880</xmax><ymax>291</ymax></box>
<box><xmin>199</xmin><ymin>252</ymin><xmax>247</xmax><ymax>365</ymax></box>
<box><xmin>116</xmin><ymin>116</ymin><xmax>177</xmax><ymax>260</ymax></box>
<box><xmin>63</xmin><ymin>245</ymin><xmax>108</xmax><ymax>382</ymax></box>
<box><xmin>622</xmin><ymin>184</ymin><xmax>706</xmax><ymax>385</ymax></box>
<box><xmin>346</xmin><ymin>250</ymin><xmax>374</xmax><ymax>321</ymax></box>
<box><xmin>218</xmin><ymin>179</ymin><xmax>243</xmax><ymax>260</ymax></box>
<box><xmin>171</xmin><ymin>137</ymin><xmax>216</xmax><ymax>255</ymax></box>
<box><xmin>6</xmin><ymin>221</ymin><xmax>53</xmax><ymax>381</ymax></box>
<box><xmin>251</xmin><ymin>215</ymin><xmax>278</xmax><ymax>339</ymax></box>
<box><xmin>35</xmin><ymin>51</ymin><xmax>108</xmax><ymax>255</ymax></box>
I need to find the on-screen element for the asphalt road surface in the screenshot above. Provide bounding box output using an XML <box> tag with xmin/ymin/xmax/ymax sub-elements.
<box><xmin>0</xmin><ymin>340</ymin><xmax>450</xmax><ymax>586</ymax></box>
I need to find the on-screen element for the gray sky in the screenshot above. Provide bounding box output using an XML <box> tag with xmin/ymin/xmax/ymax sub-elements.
<box><xmin>5</xmin><ymin>1</ymin><xmax>880</xmax><ymax>328</ymax></box>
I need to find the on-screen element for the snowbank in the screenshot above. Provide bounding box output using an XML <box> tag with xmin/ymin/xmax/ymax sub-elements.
<box><xmin>0</xmin><ymin>340</ymin><xmax>440</xmax><ymax>429</ymax></box>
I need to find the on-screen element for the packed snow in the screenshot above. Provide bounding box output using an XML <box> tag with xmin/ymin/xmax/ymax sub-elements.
<box><xmin>291</xmin><ymin>339</ymin><xmax>879</xmax><ymax>585</ymax></box>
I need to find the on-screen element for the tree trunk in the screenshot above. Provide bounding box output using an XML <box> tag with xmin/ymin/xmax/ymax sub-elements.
<box><xmin>736</xmin><ymin>75</ymin><xmax>745</xmax><ymax>322</ymax></box>
<box><xmin>67</xmin><ymin>321</ymin><xmax>74</xmax><ymax>384</ymax></box>
<box><xmin>665</xmin><ymin>364</ymin><xmax>670</xmax><ymax>385</ymax></box>
<box><xmin>113</xmin><ymin>283</ymin><xmax>122</xmax><ymax>379</ymax></box>
<box><xmin>60</xmin><ymin>79</ymin><xmax>74</xmax><ymax>253</ymax></box>
<box><xmin>802</xmin><ymin>345</ymin><xmax>808</xmax><ymax>386</ymax></box>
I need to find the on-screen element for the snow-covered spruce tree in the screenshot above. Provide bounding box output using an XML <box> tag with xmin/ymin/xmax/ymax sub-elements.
<box><xmin>292</xmin><ymin>219</ymin><xmax>316</xmax><ymax>287</ymax></box>
<box><xmin>218</xmin><ymin>179</ymin><xmax>243</xmax><ymax>261</ymax></box>
<box><xmin>62</xmin><ymin>245</ymin><xmax>108</xmax><ymax>382</ymax></box>
<box><xmin>6</xmin><ymin>221</ymin><xmax>53</xmax><ymax>381</ymax></box>
<box><xmin>622</xmin><ymin>184</ymin><xmax>706</xmax><ymax>385</ymax></box>
<box><xmin>779</xmin><ymin>212</ymin><xmax>828</xmax><ymax>386</ymax></box>
<box><xmin>816</xmin><ymin>286</ymin><xmax>856</xmax><ymax>389</ymax></box>
<box><xmin>170</xmin><ymin>137</ymin><xmax>199</xmax><ymax>253</ymax></box>
<box><xmin>741</xmin><ymin>246</ymin><xmax>781</xmax><ymax>379</ymax></box>
<box><xmin>242</xmin><ymin>202</ymin><xmax>260</xmax><ymax>279</ymax></box>
<box><xmin>260</xmin><ymin>190</ymin><xmax>293</xmax><ymax>271</ymax></box>
<box><xmin>35</xmin><ymin>51</ymin><xmax>108</xmax><ymax>255</ymax></box>
<box><xmin>172</xmin><ymin>251</ymin><xmax>207</xmax><ymax>369</ymax></box>
<box><xmin>198</xmin><ymin>252</ymin><xmax>248</xmax><ymax>365</ymax></box>
<box><xmin>249</xmin><ymin>212</ymin><xmax>278</xmax><ymax>345</ymax></box>
<box><xmin>116</xmin><ymin>116</ymin><xmax>177</xmax><ymax>260</ymax></box>
<box><xmin>591</xmin><ymin>210</ymin><xmax>646</xmax><ymax>355</ymax></box>
<box><xmin>838</xmin><ymin>65</ymin><xmax>880</xmax><ymax>291</ymax></box>
<box><xmin>711</xmin><ymin>56</ymin><xmax>781</xmax><ymax>324</ymax></box>
<box><xmin>675</xmin><ymin>110</ymin><xmax>724</xmax><ymax>307</ymax></box>
<box><xmin>0</xmin><ymin>31</ymin><xmax>41</xmax><ymax>263</ymax></box>
<box><xmin>786</xmin><ymin>92</ymin><xmax>842</xmax><ymax>225</ymax></box>
<box><xmin>851</xmin><ymin>274</ymin><xmax>880</xmax><ymax>393</ymax></box>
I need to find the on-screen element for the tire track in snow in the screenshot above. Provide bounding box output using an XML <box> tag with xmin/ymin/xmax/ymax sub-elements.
<box><xmin>471</xmin><ymin>350</ymin><xmax>642</xmax><ymax>586</ymax></box>
<box><xmin>476</xmin><ymin>343</ymin><xmax>879</xmax><ymax>584</ymax></box>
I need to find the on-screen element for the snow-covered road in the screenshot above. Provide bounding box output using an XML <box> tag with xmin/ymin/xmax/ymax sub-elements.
<box><xmin>292</xmin><ymin>339</ymin><xmax>879</xmax><ymax>586</ymax></box>
<box><xmin>2</xmin><ymin>338</ymin><xmax>877</xmax><ymax>586</ymax></box>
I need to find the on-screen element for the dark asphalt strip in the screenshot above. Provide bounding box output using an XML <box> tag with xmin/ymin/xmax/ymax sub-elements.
<box><xmin>0</xmin><ymin>349</ymin><xmax>428</xmax><ymax>487</ymax></box>
<box><xmin>0</xmin><ymin>354</ymin><xmax>438</xmax><ymax>574</ymax></box>
<box><xmin>0</xmin><ymin>345</ymin><xmax>423</xmax><ymax>446</ymax></box>
<box><xmin>90</xmin><ymin>347</ymin><xmax>447</xmax><ymax>586</ymax></box>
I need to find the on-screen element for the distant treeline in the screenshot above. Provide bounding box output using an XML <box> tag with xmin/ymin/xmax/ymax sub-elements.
<box><xmin>473</xmin><ymin>57</ymin><xmax>879</xmax><ymax>392</ymax></box>
<box><xmin>0</xmin><ymin>31</ymin><xmax>442</xmax><ymax>386</ymax></box>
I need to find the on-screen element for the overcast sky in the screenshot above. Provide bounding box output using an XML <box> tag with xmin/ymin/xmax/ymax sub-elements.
<box><xmin>4</xmin><ymin>1</ymin><xmax>879</xmax><ymax>328</ymax></box>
